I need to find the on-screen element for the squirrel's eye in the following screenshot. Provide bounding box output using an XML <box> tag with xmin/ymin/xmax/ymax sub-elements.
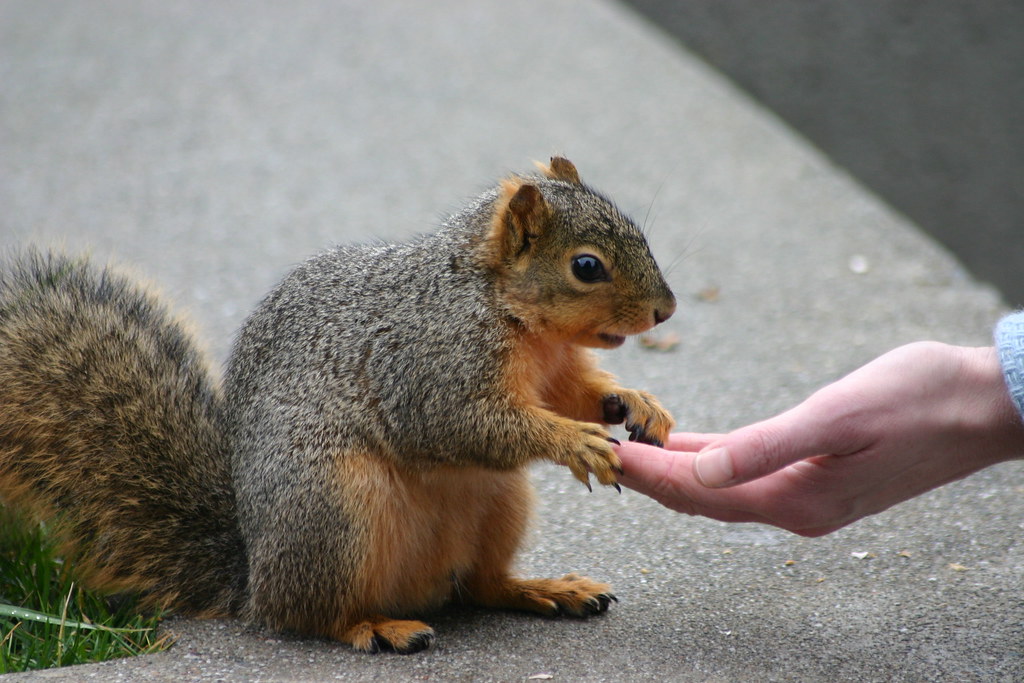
<box><xmin>571</xmin><ymin>254</ymin><xmax>608</xmax><ymax>283</ymax></box>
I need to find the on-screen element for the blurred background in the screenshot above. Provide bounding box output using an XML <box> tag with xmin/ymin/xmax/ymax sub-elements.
<box><xmin>623</xmin><ymin>1</ymin><xmax>1024</xmax><ymax>307</ymax></box>
<box><xmin>1</xmin><ymin>2</ymin><xmax>1020</xmax><ymax>678</ymax></box>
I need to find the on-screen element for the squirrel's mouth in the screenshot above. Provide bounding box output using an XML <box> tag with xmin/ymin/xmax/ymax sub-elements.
<box><xmin>596</xmin><ymin>333</ymin><xmax>626</xmax><ymax>348</ymax></box>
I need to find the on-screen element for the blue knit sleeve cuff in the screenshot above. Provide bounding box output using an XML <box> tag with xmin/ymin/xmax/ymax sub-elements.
<box><xmin>995</xmin><ymin>311</ymin><xmax>1024</xmax><ymax>422</ymax></box>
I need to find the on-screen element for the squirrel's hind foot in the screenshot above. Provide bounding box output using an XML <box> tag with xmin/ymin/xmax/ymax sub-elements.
<box><xmin>337</xmin><ymin>617</ymin><xmax>436</xmax><ymax>654</ymax></box>
<box><xmin>469</xmin><ymin>573</ymin><xmax>617</xmax><ymax>618</ymax></box>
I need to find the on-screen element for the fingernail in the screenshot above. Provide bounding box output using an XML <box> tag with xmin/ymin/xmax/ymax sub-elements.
<box><xmin>694</xmin><ymin>447</ymin><xmax>733</xmax><ymax>487</ymax></box>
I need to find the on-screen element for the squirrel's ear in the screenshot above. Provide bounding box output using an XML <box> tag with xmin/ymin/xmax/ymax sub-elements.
<box><xmin>534</xmin><ymin>156</ymin><xmax>581</xmax><ymax>184</ymax></box>
<box><xmin>485</xmin><ymin>178</ymin><xmax>551</xmax><ymax>266</ymax></box>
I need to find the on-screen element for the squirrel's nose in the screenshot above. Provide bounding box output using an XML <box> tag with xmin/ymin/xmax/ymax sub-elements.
<box><xmin>653</xmin><ymin>298</ymin><xmax>676</xmax><ymax>325</ymax></box>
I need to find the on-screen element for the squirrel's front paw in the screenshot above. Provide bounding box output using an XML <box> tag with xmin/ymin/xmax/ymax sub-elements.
<box><xmin>602</xmin><ymin>390</ymin><xmax>674</xmax><ymax>447</ymax></box>
<box><xmin>554</xmin><ymin>421</ymin><xmax>622</xmax><ymax>492</ymax></box>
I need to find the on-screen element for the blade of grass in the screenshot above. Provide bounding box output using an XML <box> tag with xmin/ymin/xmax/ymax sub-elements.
<box><xmin>0</xmin><ymin>603</ymin><xmax>155</xmax><ymax>634</ymax></box>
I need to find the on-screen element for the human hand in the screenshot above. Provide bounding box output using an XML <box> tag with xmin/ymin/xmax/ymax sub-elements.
<box><xmin>616</xmin><ymin>342</ymin><xmax>1024</xmax><ymax>536</ymax></box>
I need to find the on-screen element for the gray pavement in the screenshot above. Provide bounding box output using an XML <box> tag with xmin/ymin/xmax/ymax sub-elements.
<box><xmin>1</xmin><ymin>1</ymin><xmax>1020</xmax><ymax>681</ymax></box>
<box><xmin>623</xmin><ymin>1</ymin><xmax>1024</xmax><ymax>307</ymax></box>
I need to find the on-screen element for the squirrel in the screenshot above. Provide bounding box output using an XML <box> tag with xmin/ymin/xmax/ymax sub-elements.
<box><xmin>0</xmin><ymin>157</ymin><xmax>676</xmax><ymax>654</ymax></box>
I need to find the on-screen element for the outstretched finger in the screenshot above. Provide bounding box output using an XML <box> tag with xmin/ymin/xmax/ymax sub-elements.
<box><xmin>665</xmin><ymin>432</ymin><xmax>722</xmax><ymax>452</ymax></box>
<box><xmin>693</xmin><ymin>397</ymin><xmax>859</xmax><ymax>488</ymax></box>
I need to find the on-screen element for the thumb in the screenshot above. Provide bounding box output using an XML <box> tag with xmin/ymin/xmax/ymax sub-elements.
<box><xmin>694</xmin><ymin>401</ymin><xmax>845</xmax><ymax>488</ymax></box>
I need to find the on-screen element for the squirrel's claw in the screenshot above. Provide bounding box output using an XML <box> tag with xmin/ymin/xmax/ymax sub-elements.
<box><xmin>627</xmin><ymin>421</ymin><xmax>664</xmax><ymax>448</ymax></box>
<box><xmin>591</xmin><ymin>592</ymin><xmax>618</xmax><ymax>613</ymax></box>
<box><xmin>567</xmin><ymin>461</ymin><xmax>594</xmax><ymax>492</ymax></box>
<box><xmin>401</xmin><ymin>631</ymin><xmax>436</xmax><ymax>654</ymax></box>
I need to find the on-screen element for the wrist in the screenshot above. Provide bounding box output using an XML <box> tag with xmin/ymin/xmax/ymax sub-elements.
<box><xmin>959</xmin><ymin>345</ymin><xmax>1024</xmax><ymax>465</ymax></box>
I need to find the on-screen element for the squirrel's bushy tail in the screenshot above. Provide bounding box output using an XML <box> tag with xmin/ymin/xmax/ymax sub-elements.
<box><xmin>0</xmin><ymin>249</ymin><xmax>247</xmax><ymax>616</ymax></box>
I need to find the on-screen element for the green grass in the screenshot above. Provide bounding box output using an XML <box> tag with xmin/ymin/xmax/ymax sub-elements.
<box><xmin>0</xmin><ymin>506</ymin><xmax>169</xmax><ymax>672</ymax></box>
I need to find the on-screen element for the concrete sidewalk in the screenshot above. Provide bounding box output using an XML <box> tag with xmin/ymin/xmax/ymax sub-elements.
<box><xmin>1</xmin><ymin>1</ymin><xmax>1019</xmax><ymax>680</ymax></box>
